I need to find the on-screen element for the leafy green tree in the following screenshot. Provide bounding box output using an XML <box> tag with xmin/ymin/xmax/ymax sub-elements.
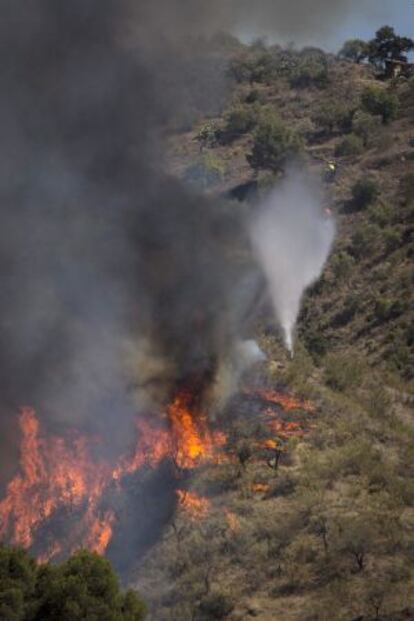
<box><xmin>368</xmin><ymin>26</ymin><xmax>414</xmax><ymax>69</ymax></box>
<box><xmin>247</xmin><ymin>112</ymin><xmax>303</xmax><ymax>172</ymax></box>
<box><xmin>0</xmin><ymin>546</ymin><xmax>37</xmax><ymax>621</ymax></box>
<box><xmin>361</xmin><ymin>86</ymin><xmax>399</xmax><ymax>124</ymax></box>
<box><xmin>339</xmin><ymin>39</ymin><xmax>369</xmax><ymax>63</ymax></box>
<box><xmin>0</xmin><ymin>546</ymin><xmax>146</xmax><ymax>621</ymax></box>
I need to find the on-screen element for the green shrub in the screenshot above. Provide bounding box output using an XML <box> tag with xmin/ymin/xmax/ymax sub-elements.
<box><xmin>331</xmin><ymin>294</ymin><xmax>359</xmax><ymax>327</ymax></box>
<box><xmin>223</xmin><ymin>104</ymin><xmax>257</xmax><ymax>141</ymax></box>
<box><xmin>361</xmin><ymin>86</ymin><xmax>398</xmax><ymax>124</ymax></box>
<box><xmin>229</xmin><ymin>50</ymin><xmax>276</xmax><ymax>84</ymax></box>
<box><xmin>351</xmin><ymin>223</ymin><xmax>381</xmax><ymax>258</ymax></box>
<box><xmin>351</xmin><ymin>178</ymin><xmax>380</xmax><ymax>210</ymax></box>
<box><xmin>368</xmin><ymin>203</ymin><xmax>394</xmax><ymax>227</ymax></box>
<box><xmin>331</xmin><ymin>251</ymin><xmax>355</xmax><ymax>281</ymax></box>
<box><xmin>335</xmin><ymin>133</ymin><xmax>364</xmax><ymax>157</ymax></box>
<box><xmin>247</xmin><ymin>111</ymin><xmax>304</xmax><ymax>172</ymax></box>
<box><xmin>313</xmin><ymin>101</ymin><xmax>354</xmax><ymax>136</ymax></box>
<box><xmin>289</xmin><ymin>58</ymin><xmax>329</xmax><ymax>89</ymax></box>
<box><xmin>196</xmin><ymin>122</ymin><xmax>219</xmax><ymax>150</ymax></box>
<box><xmin>383</xmin><ymin>225</ymin><xmax>403</xmax><ymax>253</ymax></box>
<box><xmin>324</xmin><ymin>353</ymin><xmax>363</xmax><ymax>391</ymax></box>
<box><xmin>352</xmin><ymin>110</ymin><xmax>381</xmax><ymax>147</ymax></box>
<box><xmin>374</xmin><ymin>298</ymin><xmax>406</xmax><ymax>322</ymax></box>
<box><xmin>303</xmin><ymin>329</ymin><xmax>329</xmax><ymax>360</ymax></box>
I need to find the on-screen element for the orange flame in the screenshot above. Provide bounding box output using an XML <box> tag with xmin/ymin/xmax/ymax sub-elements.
<box><xmin>251</xmin><ymin>483</ymin><xmax>270</xmax><ymax>494</ymax></box>
<box><xmin>177</xmin><ymin>490</ymin><xmax>210</xmax><ymax>521</ymax></box>
<box><xmin>0</xmin><ymin>388</ymin><xmax>227</xmax><ymax>560</ymax></box>
<box><xmin>248</xmin><ymin>389</ymin><xmax>315</xmax><ymax>413</ymax></box>
<box><xmin>0</xmin><ymin>408</ymin><xmax>111</xmax><ymax>552</ymax></box>
<box><xmin>168</xmin><ymin>390</ymin><xmax>226</xmax><ymax>468</ymax></box>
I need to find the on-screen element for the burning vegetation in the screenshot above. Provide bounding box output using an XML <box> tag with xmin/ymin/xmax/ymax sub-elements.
<box><xmin>0</xmin><ymin>385</ymin><xmax>316</xmax><ymax>563</ymax></box>
<box><xmin>0</xmin><ymin>385</ymin><xmax>230</xmax><ymax>561</ymax></box>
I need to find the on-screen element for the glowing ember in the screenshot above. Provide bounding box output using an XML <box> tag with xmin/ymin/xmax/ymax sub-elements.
<box><xmin>177</xmin><ymin>490</ymin><xmax>210</xmax><ymax>521</ymax></box>
<box><xmin>259</xmin><ymin>438</ymin><xmax>279</xmax><ymax>450</ymax></box>
<box><xmin>252</xmin><ymin>483</ymin><xmax>270</xmax><ymax>494</ymax></box>
<box><xmin>265</xmin><ymin>416</ymin><xmax>305</xmax><ymax>439</ymax></box>
<box><xmin>248</xmin><ymin>388</ymin><xmax>315</xmax><ymax>413</ymax></box>
<box><xmin>225</xmin><ymin>510</ymin><xmax>240</xmax><ymax>532</ymax></box>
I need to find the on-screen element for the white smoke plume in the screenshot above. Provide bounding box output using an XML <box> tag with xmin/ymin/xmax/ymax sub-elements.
<box><xmin>250</xmin><ymin>171</ymin><xmax>335</xmax><ymax>356</ymax></box>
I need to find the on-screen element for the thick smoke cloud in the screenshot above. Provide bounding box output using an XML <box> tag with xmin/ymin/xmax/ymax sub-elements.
<box><xmin>0</xmin><ymin>0</ymin><xmax>353</xmax><ymax>485</ymax></box>
<box><xmin>0</xmin><ymin>0</ymin><xmax>248</xmax><ymax>483</ymax></box>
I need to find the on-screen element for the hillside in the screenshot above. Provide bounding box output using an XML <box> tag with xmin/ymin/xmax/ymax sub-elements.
<box><xmin>133</xmin><ymin>41</ymin><xmax>414</xmax><ymax>621</ymax></box>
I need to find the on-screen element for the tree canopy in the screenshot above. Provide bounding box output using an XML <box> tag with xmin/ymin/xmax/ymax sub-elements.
<box><xmin>0</xmin><ymin>546</ymin><xmax>147</xmax><ymax>621</ymax></box>
<box><xmin>368</xmin><ymin>26</ymin><xmax>414</xmax><ymax>69</ymax></box>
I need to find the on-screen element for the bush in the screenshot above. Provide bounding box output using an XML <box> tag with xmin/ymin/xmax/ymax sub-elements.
<box><xmin>229</xmin><ymin>50</ymin><xmax>276</xmax><ymax>84</ymax></box>
<box><xmin>289</xmin><ymin>58</ymin><xmax>329</xmax><ymax>89</ymax></box>
<box><xmin>222</xmin><ymin>104</ymin><xmax>257</xmax><ymax>141</ymax></box>
<box><xmin>361</xmin><ymin>86</ymin><xmax>398</xmax><ymax>124</ymax></box>
<box><xmin>383</xmin><ymin>225</ymin><xmax>403</xmax><ymax>253</ymax></box>
<box><xmin>368</xmin><ymin>203</ymin><xmax>393</xmax><ymax>227</ymax></box>
<box><xmin>324</xmin><ymin>353</ymin><xmax>363</xmax><ymax>391</ymax></box>
<box><xmin>352</xmin><ymin>110</ymin><xmax>381</xmax><ymax>147</ymax></box>
<box><xmin>335</xmin><ymin>133</ymin><xmax>364</xmax><ymax>157</ymax></box>
<box><xmin>351</xmin><ymin>223</ymin><xmax>381</xmax><ymax>258</ymax></box>
<box><xmin>331</xmin><ymin>251</ymin><xmax>355</xmax><ymax>281</ymax></box>
<box><xmin>351</xmin><ymin>178</ymin><xmax>380</xmax><ymax>210</ymax></box>
<box><xmin>374</xmin><ymin>298</ymin><xmax>406</xmax><ymax>322</ymax></box>
<box><xmin>247</xmin><ymin>111</ymin><xmax>304</xmax><ymax>172</ymax></box>
<box><xmin>313</xmin><ymin>101</ymin><xmax>354</xmax><ymax>136</ymax></box>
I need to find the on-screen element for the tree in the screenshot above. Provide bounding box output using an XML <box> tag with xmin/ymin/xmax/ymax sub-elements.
<box><xmin>339</xmin><ymin>39</ymin><xmax>369</xmax><ymax>64</ymax></box>
<box><xmin>368</xmin><ymin>26</ymin><xmax>414</xmax><ymax>69</ymax></box>
<box><xmin>0</xmin><ymin>546</ymin><xmax>37</xmax><ymax>621</ymax></box>
<box><xmin>247</xmin><ymin>112</ymin><xmax>303</xmax><ymax>172</ymax></box>
<box><xmin>361</xmin><ymin>86</ymin><xmax>398</xmax><ymax>124</ymax></box>
<box><xmin>0</xmin><ymin>546</ymin><xmax>146</xmax><ymax>621</ymax></box>
<box><xmin>332</xmin><ymin>515</ymin><xmax>378</xmax><ymax>572</ymax></box>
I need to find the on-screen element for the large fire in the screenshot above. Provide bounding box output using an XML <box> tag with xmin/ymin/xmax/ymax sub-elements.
<box><xmin>0</xmin><ymin>386</ymin><xmax>315</xmax><ymax>562</ymax></box>
<box><xmin>0</xmin><ymin>389</ymin><xmax>227</xmax><ymax>561</ymax></box>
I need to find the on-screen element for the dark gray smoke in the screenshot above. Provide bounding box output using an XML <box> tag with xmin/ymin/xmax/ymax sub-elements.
<box><xmin>0</xmin><ymin>0</ymin><xmax>249</xmax><ymax>480</ymax></box>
